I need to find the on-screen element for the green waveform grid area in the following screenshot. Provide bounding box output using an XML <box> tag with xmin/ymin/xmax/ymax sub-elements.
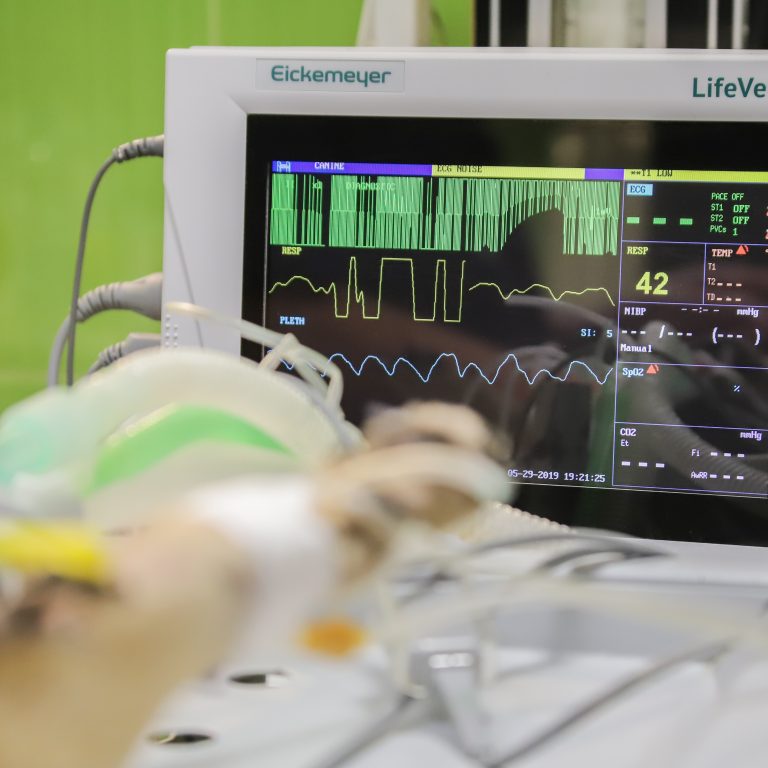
<box><xmin>269</xmin><ymin>174</ymin><xmax>621</xmax><ymax>256</ymax></box>
<box><xmin>268</xmin><ymin>255</ymin><xmax>616</xmax><ymax>323</ymax></box>
<box><xmin>270</xmin><ymin>174</ymin><xmax>324</xmax><ymax>246</ymax></box>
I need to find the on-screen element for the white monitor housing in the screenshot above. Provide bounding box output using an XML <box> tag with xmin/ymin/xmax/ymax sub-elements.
<box><xmin>163</xmin><ymin>48</ymin><xmax>768</xmax><ymax>543</ymax></box>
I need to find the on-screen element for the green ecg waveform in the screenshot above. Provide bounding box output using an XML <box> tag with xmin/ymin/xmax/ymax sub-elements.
<box><xmin>270</xmin><ymin>174</ymin><xmax>620</xmax><ymax>255</ymax></box>
<box><xmin>271</xmin><ymin>173</ymin><xmax>324</xmax><ymax>246</ymax></box>
<box><xmin>268</xmin><ymin>256</ymin><xmax>616</xmax><ymax>322</ymax></box>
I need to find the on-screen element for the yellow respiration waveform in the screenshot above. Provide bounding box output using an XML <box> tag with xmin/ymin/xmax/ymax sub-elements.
<box><xmin>269</xmin><ymin>255</ymin><xmax>615</xmax><ymax>323</ymax></box>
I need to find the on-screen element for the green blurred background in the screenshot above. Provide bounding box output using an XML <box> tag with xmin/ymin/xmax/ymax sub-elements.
<box><xmin>0</xmin><ymin>0</ymin><xmax>472</xmax><ymax>411</ymax></box>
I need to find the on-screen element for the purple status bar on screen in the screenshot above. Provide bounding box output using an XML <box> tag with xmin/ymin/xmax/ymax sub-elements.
<box><xmin>272</xmin><ymin>161</ymin><xmax>432</xmax><ymax>176</ymax></box>
<box><xmin>585</xmin><ymin>168</ymin><xmax>625</xmax><ymax>181</ymax></box>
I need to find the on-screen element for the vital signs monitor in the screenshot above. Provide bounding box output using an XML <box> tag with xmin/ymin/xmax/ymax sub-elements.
<box><xmin>162</xmin><ymin>48</ymin><xmax>768</xmax><ymax>544</ymax></box>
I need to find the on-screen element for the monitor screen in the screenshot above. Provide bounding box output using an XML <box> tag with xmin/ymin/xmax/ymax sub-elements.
<box><xmin>242</xmin><ymin>115</ymin><xmax>768</xmax><ymax>543</ymax></box>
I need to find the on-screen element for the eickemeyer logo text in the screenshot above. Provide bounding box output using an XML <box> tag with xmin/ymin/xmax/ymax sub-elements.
<box><xmin>693</xmin><ymin>76</ymin><xmax>767</xmax><ymax>98</ymax></box>
<box><xmin>271</xmin><ymin>64</ymin><xmax>392</xmax><ymax>87</ymax></box>
<box><xmin>259</xmin><ymin>60</ymin><xmax>405</xmax><ymax>92</ymax></box>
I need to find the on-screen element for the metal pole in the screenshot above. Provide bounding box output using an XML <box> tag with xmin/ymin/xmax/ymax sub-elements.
<box><xmin>644</xmin><ymin>0</ymin><xmax>668</xmax><ymax>48</ymax></box>
<box><xmin>706</xmin><ymin>0</ymin><xmax>719</xmax><ymax>48</ymax></box>
<box><xmin>732</xmin><ymin>0</ymin><xmax>748</xmax><ymax>49</ymax></box>
<box><xmin>489</xmin><ymin>0</ymin><xmax>502</xmax><ymax>46</ymax></box>
<box><xmin>527</xmin><ymin>0</ymin><xmax>553</xmax><ymax>47</ymax></box>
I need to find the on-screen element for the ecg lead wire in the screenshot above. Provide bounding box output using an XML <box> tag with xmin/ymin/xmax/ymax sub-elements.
<box><xmin>65</xmin><ymin>136</ymin><xmax>163</xmax><ymax>386</ymax></box>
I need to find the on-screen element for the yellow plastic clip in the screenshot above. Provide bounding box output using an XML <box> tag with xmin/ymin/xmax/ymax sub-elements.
<box><xmin>0</xmin><ymin>522</ymin><xmax>110</xmax><ymax>585</ymax></box>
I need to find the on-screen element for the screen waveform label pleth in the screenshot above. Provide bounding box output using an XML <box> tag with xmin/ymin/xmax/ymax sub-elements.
<box><xmin>320</xmin><ymin>351</ymin><xmax>613</xmax><ymax>386</ymax></box>
<box><xmin>270</xmin><ymin>173</ymin><xmax>620</xmax><ymax>256</ymax></box>
<box><xmin>268</xmin><ymin>256</ymin><xmax>616</xmax><ymax>322</ymax></box>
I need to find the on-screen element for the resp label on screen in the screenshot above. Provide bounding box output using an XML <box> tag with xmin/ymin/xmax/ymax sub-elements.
<box><xmin>258</xmin><ymin>60</ymin><xmax>405</xmax><ymax>92</ymax></box>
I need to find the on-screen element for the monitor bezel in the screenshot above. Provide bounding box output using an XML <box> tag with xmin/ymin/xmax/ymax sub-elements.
<box><xmin>163</xmin><ymin>47</ymin><xmax>768</xmax><ymax>545</ymax></box>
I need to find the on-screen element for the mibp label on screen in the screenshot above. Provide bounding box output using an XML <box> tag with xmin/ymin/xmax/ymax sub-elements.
<box><xmin>259</xmin><ymin>60</ymin><xmax>405</xmax><ymax>92</ymax></box>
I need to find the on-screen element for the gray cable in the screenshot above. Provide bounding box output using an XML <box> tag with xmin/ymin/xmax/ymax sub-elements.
<box><xmin>307</xmin><ymin>595</ymin><xmax>720</xmax><ymax>768</ymax></box>
<box><xmin>534</xmin><ymin>545</ymin><xmax>663</xmax><ymax>574</ymax></box>
<box><xmin>400</xmin><ymin>533</ymin><xmax>664</xmax><ymax>605</ymax></box>
<box><xmin>474</xmin><ymin>532</ymin><xmax>661</xmax><ymax>558</ymax></box>
<box><xmin>486</xmin><ymin>642</ymin><xmax>728</xmax><ymax>767</ymax></box>
<box><xmin>309</xmin><ymin>695</ymin><xmax>416</xmax><ymax>768</ymax></box>
<box><xmin>87</xmin><ymin>333</ymin><xmax>161</xmax><ymax>374</ymax></box>
<box><xmin>65</xmin><ymin>135</ymin><xmax>164</xmax><ymax>386</ymax></box>
<box><xmin>49</xmin><ymin>273</ymin><xmax>162</xmax><ymax>386</ymax></box>
<box><xmin>49</xmin><ymin>321</ymin><xmax>73</xmax><ymax>387</ymax></box>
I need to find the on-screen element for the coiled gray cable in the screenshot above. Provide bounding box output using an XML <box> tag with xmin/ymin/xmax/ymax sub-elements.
<box><xmin>49</xmin><ymin>273</ymin><xmax>162</xmax><ymax>387</ymax></box>
<box><xmin>65</xmin><ymin>135</ymin><xmax>164</xmax><ymax>386</ymax></box>
<box><xmin>87</xmin><ymin>333</ymin><xmax>161</xmax><ymax>374</ymax></box>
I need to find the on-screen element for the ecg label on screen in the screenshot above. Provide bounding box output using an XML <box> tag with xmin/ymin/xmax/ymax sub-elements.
<box><xmin>268</xmin><ymin>256</ymin><xmax>616</xmax><ymax>322</ymax></box>
<box><xmin>321</xmin><ymin>352</ymin><xmax>614</xmax><ymax>386</ymax></box>
<box><xmin>270</xmin><ymin>174</ymin><xmax>621</xmax><ymax>255</ymax></box>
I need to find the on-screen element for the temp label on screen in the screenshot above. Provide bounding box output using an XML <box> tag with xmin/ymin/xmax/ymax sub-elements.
<box><xmin>258</xmin><ymin>60</ymin><xmax>405</xmax><ymax>92</ymax></box>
